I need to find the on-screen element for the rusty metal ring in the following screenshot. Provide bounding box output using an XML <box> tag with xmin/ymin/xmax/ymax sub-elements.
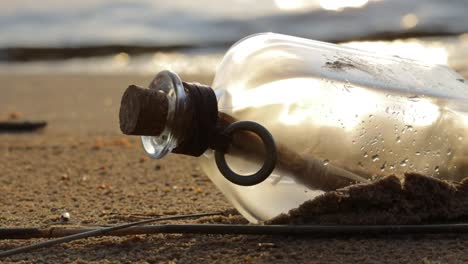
<box><xmin>214</xmin><ymin>121</ymin><xmax>277</xmax><ymax>186</ymax></box>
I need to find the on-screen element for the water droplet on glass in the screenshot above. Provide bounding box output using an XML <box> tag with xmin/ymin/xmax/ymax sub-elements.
<box><xmin>434</xmin><ymin>166</ymin><xmax>440</xmax><ymax>173</ymax></box>
<box><xmin>458</xmin><ymin>136</ymin><xmax>463</xmax><ymax>141</ymax></box>
<box><xmin>396</xmin><ymin>136</ymin><xmax>401</xmax><ymax>143</ymax></box>
<box><xmin>380</xmin><ymin>162</ymin><xmax>386</xmax><ymax>172</ymax></box>
<box><xmin>415</xmin><ymin>151</ymin><xmax>421</xmax><ymax>156</ymax></box>
<box><xmin>389</xmin><ymin>164</ymin><xmax>395</xmax><ymax>170</ymax></box>
<box><xmin>371</xmin><ymin>154</ymin><xmax>380</xmax><ymax>162</ymax></box>
<box><xmin>363</xmin><ymin>152</ymin><xmax>368</xmax><ymax>158</ymax></box>
<box><xmin>447</xmin><ymin>149</ymin><xmax>452</xmax><ymax>156</ymax></box>
<box><xmin>323</xmin><ymin>159</ymin><xmax>329</xmax><ymax>166</ymax></box>
<box><xmin>400</xmin><ymin>159</ymin><xmax>408</xmax><ymax>167</ymax></box>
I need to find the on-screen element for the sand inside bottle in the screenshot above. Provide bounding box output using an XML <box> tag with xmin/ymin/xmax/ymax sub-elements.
<box><xmin>268</xmin><ymin>173</ymin><xmax>468</xmax><ymax>225</ymax></box>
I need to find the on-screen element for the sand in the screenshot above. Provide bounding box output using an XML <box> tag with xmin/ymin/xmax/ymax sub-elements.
<box><xmin>1</xmin><ymin>73</ymin><xmax>468</xmax><ymax>263</ymax></box>
<box><xmin>269</xmin><ymin>174</ymin><xmax>468</xmax><ymax>225</ymax></box>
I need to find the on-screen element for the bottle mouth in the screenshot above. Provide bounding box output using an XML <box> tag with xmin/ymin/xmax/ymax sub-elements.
<box><xmin>141</xmin><ymin>70</ymin><xmax>187</xmax><ymax>159</ymax></box>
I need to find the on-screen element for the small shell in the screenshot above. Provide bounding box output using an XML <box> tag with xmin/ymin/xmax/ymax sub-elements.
<box><xmin>60</xmin><ymin>212</ymin><xmax>71</xmax><ymax>222</ymax></box>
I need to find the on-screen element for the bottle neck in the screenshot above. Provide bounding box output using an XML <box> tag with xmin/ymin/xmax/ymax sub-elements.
<box><xmin>120</xmin><ymin>70</ymin><xmax>219</xmax><ymax>158</ymax></box>
<box><xmin>170</xmin><ymin>81</ymin><xmax>219</xmax><ymax>156</ymax></box>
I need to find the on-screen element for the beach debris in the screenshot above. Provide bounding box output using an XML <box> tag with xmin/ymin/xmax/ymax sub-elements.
<box><xmin>1</xmin><ymin>222</ymin><xmax>468</xmax><ymax>256</ymax></box>
<box><xmin>60</xmin><ymin>174</ymin><xmax>70</xmax><ymax>181</ymax></box>
<box><xmin>99</xmin><ymin>183</ymin><xmax>112</xmax><ymax>190</ymax></box>
<box><xmin>92</xmin><ymin>137</ymin><xmax>105</xmax><ymax>149</ymax></box>
<box><xmin>113</xmin><ymin>137</ymin><xmax>132</xmax><ymax>147</ymax></box>
<box><xmin>8</xmin><ymin>111</ymin><xmax>22</xmax><ymax>120</ymax></box>
<box><xmin>1</xmin><ymin>205</ymin><xmax>468</xmax><ymax>258</ymax></box>
<box><xmin>60</xmin><ymin>212</ymin><xmax>71</xmax><ymax>223</ymax></box>
<box><xmin>91</xmin><ymin>137</ymin><xmax>133</xmax><ymax>149</ymax></box>
<box><xmin>81</xmin><ymin>174</ymin><xmax>89</xmax><ymax>182</ymax></box>
<box><xmin>0</xmin><ymin>211</ymin><xmax>223</xmax><ymax>257</ymax></box>
<box><xmin>0</xmin><ymin>121</ymin><xmax>47</xmax><ymax>132</ymax></box>
<box><xmin>258</xmin><ymin>242</ymin><xmax>276</xmax><ymax>248</ymax></box>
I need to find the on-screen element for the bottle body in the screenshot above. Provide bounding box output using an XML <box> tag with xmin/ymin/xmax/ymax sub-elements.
<box><xmin>200</xmin><ymin>33</ymin><xmax>468</xmax><ymax>223</ymax></box>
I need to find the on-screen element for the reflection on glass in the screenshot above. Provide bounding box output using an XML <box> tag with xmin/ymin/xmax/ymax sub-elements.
<box><xmin>204</xmin><ymin>33</ymin><xmax>468</xmax><ymax>223</ymax></box>
<box><xmin>343</xmin><ymin>40</ymin><xmax>448</xmax><ymax>65</ymax></box>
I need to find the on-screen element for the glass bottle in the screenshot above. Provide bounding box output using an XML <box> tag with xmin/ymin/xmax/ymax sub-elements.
<box><xmin>121</xmin><ymin>33</ymin><xmax>468</xmax><ymax>223</ymax></box>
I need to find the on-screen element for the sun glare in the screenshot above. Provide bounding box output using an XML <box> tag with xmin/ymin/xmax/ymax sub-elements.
<box><xmin>319</xmin><ymin>0</ymin><xmax>369</xmax><ymax>11</ymax></box>
<box><xmin>274</xmin><ymin>0</ymin><xmax>371</xmax><ymax>11</ymax></box>
<box><xmin>274</xmin><ymin>0</ymin><xmax>310</xmax><ymax>10</ymax></box>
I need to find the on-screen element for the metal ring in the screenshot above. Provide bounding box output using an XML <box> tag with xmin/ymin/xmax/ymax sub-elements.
<box><xmin>214</xmin><ymin>121</ymin><xmax>277</xmax><ymax>186</ymax></box>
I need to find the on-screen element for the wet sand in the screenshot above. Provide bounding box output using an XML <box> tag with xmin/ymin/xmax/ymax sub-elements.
<box><xmin>1</xmin><ymin>73</ymin><xmax>468</xmax><ymax>263</ymax></box>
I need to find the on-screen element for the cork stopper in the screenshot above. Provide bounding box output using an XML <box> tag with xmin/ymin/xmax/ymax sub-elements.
<box><xmin>119</xmin><ymin>85</ymin><xmax>169</xmax><ymax>136</ymax></box>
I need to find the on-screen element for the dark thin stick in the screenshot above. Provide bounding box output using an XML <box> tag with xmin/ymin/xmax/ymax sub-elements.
<box><xmin>2</xmin><ymin>223</ymin><xmax>468</xmax><ymax>241</ymax></box>
<box><xmin>0</xmin><ymin>211</ymin><xmax>221</xmax><ymax>258</ymax></box>
<box><xmin>0</xmin><ymin>121</ymin><xmax>47</xmax><ymax>132</ymax></box>
<box><xmin>2</xmin><ymin>223</ymin><xmax>468</xmax><ymax>248</ymax></box>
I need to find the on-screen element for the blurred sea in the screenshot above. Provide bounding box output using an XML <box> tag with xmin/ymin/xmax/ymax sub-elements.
<box><xmin>1</xmin><ymin>0</ymin><xmax>467</xmax><ymax>76</ymax></box>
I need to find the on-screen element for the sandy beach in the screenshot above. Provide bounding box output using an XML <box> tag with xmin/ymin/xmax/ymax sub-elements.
<box><xmin>0</xmin><ymin>73</ymin><xmax>467</xmax><ymax>263</ymax></box>
<box><xmin>2</xmin><ymin>0</ymin><xmax>468</xmax><ymax>262</ymax></box>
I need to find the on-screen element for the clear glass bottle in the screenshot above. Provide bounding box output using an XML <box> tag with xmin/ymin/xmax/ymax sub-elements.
<box><xmin>133</xmin><ymin>33</ymin><xmax>468</xmax><ymax>223</ymax></box>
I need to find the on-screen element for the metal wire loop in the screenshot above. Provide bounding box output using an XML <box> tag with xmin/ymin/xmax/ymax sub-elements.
<box><xmin>214</xmin><ymin>121</ymin><xmax>277</xmax><ymax>186</ymax></box>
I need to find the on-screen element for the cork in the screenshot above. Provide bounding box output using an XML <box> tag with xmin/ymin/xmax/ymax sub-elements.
<box><xmin>119</xmin><ymin>85</ymin><xmax>169</xmax><ymax>136</ymax></box>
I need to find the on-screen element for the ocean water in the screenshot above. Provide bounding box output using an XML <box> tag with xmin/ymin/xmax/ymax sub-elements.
<box><xmin>1</xmin><ymin>36</ymin><xmax>467</xmax><ymax>79</ymax></box>
<box><xmin>1</xmin><ymin>0</ymin><xmax>467</xmax><ymax>76</ymax></box>
<box><xmin>2</xmin><ymin>0</ymin><xmax>468</xmax><ymax>48</ymax></box>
